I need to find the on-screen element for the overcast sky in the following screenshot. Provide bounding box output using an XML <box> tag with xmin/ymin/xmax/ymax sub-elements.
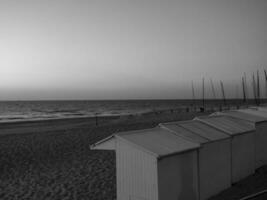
<box><xmin>0</xmin><ymin>0</ymin><xmax>266</xmax><ymax>100</ymax></box>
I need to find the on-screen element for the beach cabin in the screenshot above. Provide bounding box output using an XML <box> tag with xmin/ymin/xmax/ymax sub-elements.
<box><xmin>91</xmin><ymin>127</ymin><xmax>200</xmax><ymax>200</ymax></box>
<box><xmin>249</xmin><ymin>106</ymin><xmax>267</xmax><ymax>112</ymax></box>
<box><xmin>194</xmin><ymin>115</ymin><xmax>256</xmax><ymax>183</ymax></box>
<box><xmin>238</xmin><ymin>108</ymin><xmax>267</xmax><ymax>118</ymax></box>
<box><xmin>212</xmin><ymin>110</ymin><xmax>267</xmax><ymax>168</ymax></box>
<box><xmin>159</xmin><ymin>120</ymin><xmax>231</xmax><ymax>200</ymax></box>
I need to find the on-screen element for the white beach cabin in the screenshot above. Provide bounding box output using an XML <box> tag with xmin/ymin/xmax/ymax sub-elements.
<box><xmin>91</xmin><ymin>127</ymin><xmax>200</xmax><ymax>200</ymax></box>
<box><xmin>238</xmin><ymin>108</ymin><xmax>267</xmax><ymax>118</ymax></box>
<box><xmin>249</xmin><ymin>106</ymin><xmax>267</xmax><ymax>112</ymax></box>
<box><xmin>194</xmin><ymin>115</ymin><xmax>256</xmax><ymax>183</ymax></box>
<box><xmin>212</xmin><ymin>110</ymin><xmax>267</xmax><ymax>168</ymax></box>
<box><xmin>159</xmin><ymin>120</ymin><xmax>231</xmax><ymax>200</ymax></box>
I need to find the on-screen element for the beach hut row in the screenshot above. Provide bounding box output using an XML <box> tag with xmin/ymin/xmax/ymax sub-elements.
<box><xmin>90</xmin><ymin>106</ymin><xmax>267</xmax><ymax>200</ymax></box>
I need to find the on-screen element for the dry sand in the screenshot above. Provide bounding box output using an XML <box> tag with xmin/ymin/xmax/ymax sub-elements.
<box><xmin>0</xmin><ymin>110</ymin><xmax>208</xmax><ymax>200</ymax></box>
<box><xmin>0</xmin><ymin>109</ymin><xmax>266</xmax><ymax>200</ymax></box>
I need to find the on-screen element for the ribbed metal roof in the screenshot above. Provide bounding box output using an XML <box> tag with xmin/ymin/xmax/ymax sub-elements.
<box><xmin>160</xmin><ymin>120</ymin><xmax>229</xmax><ymax>144</ymax></box>
<box><xmin>238</xmin><ymin>109</ymin><xmax>267</xmax><ymax>119</ymax></box>
<box><xmin>159</xmin><ymin>123</ymin><xmax>209</xmax><ymax>144</ymax></box>
<box><xmin>250</xmin><ymin>106</ymin><xmax>267</xmax><ymax>112</ymax></box>
<box><xmin>214</xmin><ymin>110</ymin><xmax>267</xmax><ymax>123</ymax></box>
<box><xmin>179</xmin><ymin>121</ymin><xmax>229</xmax><ymax>141</ymax></box>
<box><xmin>195</xmin><ymin>115</ymin><xmax>255</xmax><ymax>135</ymax></box>
<box><xmin>116</xmin><ymin>127</ymin><xmax>200</xmax><ymax>158</ymax></box>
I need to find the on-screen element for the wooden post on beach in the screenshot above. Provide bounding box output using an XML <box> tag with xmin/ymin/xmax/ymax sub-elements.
<box><xmin>95</xmin><ymin>113</ymin><xmax>98</xmax><ymax>126</ymax></box>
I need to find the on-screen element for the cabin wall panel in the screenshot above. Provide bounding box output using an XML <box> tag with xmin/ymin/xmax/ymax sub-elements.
<box><xmin>199</xmin><ymin>140</ymin><xmax>231</xmax><ymax>200</ymax></box>
<box><xmin>255</xmin><ymin>123</ymin><xmax>267</xmax><ymax>168</ymax></box>
<box><xmin>116</xmin><ymin>139</ymin><xmax>158</xmax><ymax>200</ymax></box>
<box><xmin>158</xmin><ymin>151</ymin><xmax>199</xmax><ymax>200</ymax></box>
<box><xmin>232</xmin><ymin>133</ymin><xmax>255</xmax><ymax>182</ymax></box>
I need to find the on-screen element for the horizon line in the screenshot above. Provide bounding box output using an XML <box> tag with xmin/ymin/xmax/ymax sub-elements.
<box><xmin>0</xmin><ymin>98</ymin><xmax>265</xmax><ymax>102</ymax></box>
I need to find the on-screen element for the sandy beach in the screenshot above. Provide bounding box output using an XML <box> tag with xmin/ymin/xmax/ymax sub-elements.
<box><xmin>0</xmin><ymin>110</ymin><xmax>211</xmax><ymax>200</ymax></box>
<box><xmin>1</xmin><ymin>109</ymin><xmax>267</xmax><ymax>200</ymax></box>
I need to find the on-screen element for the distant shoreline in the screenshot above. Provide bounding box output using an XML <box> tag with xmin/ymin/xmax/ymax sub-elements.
<box><xmin>0</xmin><ymin>99</ymin><xmax>265</xmax><ymax>125</ymax></box>
<box><xmin>0</xmin><ymin>114</ymin><xmax>120</xmax><ymax>125</ymax></box>
<box><xmin>0</xmin><ymin>98</ymin><xmax>266</xmax><ymax>101</ymax></box>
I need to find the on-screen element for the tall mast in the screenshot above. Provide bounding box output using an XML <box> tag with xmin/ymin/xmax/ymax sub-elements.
<box><xmin>220</xmin><ymin>81</ymin><xmax>226</xmax><ymax>106</ymax></box>
<box><xmin>235</xmin><ymin>84</ymin><xmax>239</xmax><ymax>99</ymax></box>
<box><xmin>235</xmin><ymin>84</ymin><xmax>240</xmax><ymax>108</ymax></box>
<box><xmin>264</xmin><ymin>70</ymin><xmax>267</xmax><ymax>98</ymax></box>
<box><xmin>202</xmin><ymin>78</ymin><xmax>205</xmax><ymax>110</ymax></box>
<box><xmin>257</xmin><ymin>70</ymin><xmax>260</xmax><ymax>105</ymax></box>
<box><xmin>210</xmin><ymin>78</ymin><xmax>216</xmax><ymax>99</ymax></box>
<box><xmin>242</xmin><ymin>76</ymin><xmax>246</xmax><ymax>103</ymax></box>
<box><xmin>252</xmin><ymin>73</ymin><xmax>257</xmax><ymax>105</ymax></box>
<box><xmin>244</xmin><ymin>73</ymin><xmax>248</xmax><ymax>99</ymax></box>
<box><xmin>191</xmin><ymin>81</ymin><xmax>196</xmax><ymax>110</ymax></box>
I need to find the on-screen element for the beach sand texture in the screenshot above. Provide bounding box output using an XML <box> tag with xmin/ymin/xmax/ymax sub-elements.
<box><xmin>1</xmin><ymin>109</ymin><xmax>267</xmax><ymax>200</ymax></box>
<box><xmin>0</xmin><ymin>111</ymin><xmax>208</xmax><ymax>200</ymax></box>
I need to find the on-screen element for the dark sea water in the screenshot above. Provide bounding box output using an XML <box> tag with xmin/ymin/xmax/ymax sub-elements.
<box><xmin>0</xmin><ymin>99</ymin><xmax>257</xmax><ymax>123</ymax></box>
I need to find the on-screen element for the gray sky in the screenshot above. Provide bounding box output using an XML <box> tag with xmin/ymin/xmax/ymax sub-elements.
<box><xmin>0</xmin><ymin>0</ymin><xmax>266</xmax><ymax>100</ymax></box>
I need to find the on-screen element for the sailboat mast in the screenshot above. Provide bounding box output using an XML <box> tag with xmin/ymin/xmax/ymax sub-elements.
<box><xmin>242</xmin><ymin>76</ymin><xmax>246</xmax><ymax>103</ymax></box>
<box><xmin>202</xmin><ymin>78</ymin><xmax>205</xmax><ymax>111</ymax></box>
<box><xmin>264</xmin><ymin>70</ymin><xmax>267</xmax><ymax>98</ymax></box>
<box><xmin>191</xmin><ymin>81</ymin><xmax>196</xmax><ymax>110</ymax></box>
<box><xmin>257</xmin><ymin>70</ymin><xmax>260</xmax><ymax>105</ymax></box>
<box><xmin>210</xmin><ymin>78</ymin><xmax>216</xmax><ymax>99</ymax></box>
<box><xmin>252</xmin><ymin>73</ymin><xmax>258</xmax><ymax>105</ymax></box>
<box><xmin>220</xmin><ymin>81</ymin><xmax>226</xmax><ymax>106</ymax></box>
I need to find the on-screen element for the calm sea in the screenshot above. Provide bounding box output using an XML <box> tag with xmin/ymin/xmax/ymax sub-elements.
<box><xmin>0</xmin><ymin>99</ymin><xmax>249</xmax><ymax>123</ymax></box>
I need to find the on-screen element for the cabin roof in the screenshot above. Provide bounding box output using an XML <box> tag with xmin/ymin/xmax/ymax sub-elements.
<box><xmin>238</xmin><ymin>109</ymin><xmax>267</xmax><ymax>119</ymax></box>
<box><xmin>116</xmin><ymin>127</ymin><xmax>200</xmax><ymax>158</ymax></box>
<box><xmin>160</xmin><ymin>120</ymin><xmax>229</xmax><ymax>144</ymax></box>
<box><xmin>250</xmin><ymin>106</ymin><xmax>267</xmax><ymax>112</ymax></box>
<box><xmin>159</xmin><ymin>123</ymin><xmax>208</xmax><ymax>143</ymax></box>
<box><xmin>195</xmin><ymin>115</ymin><xmax>255</xmax><ymax>135</ymax></box>
<box><xmin>91</xmin><ymin>135</ymin><xmax>114</xmax><ymax>146</ymax></box>
<box><xmin>214</xmin><ymin>110</ymin><xmax>267</xmax><ymax>123</ymax></box>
